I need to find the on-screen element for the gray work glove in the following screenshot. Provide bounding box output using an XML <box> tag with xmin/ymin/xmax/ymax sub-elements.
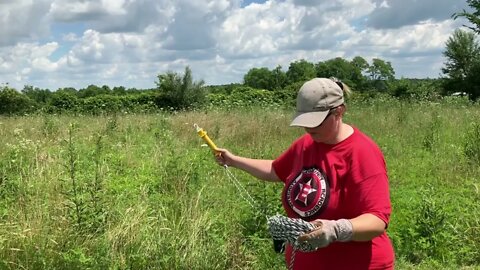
<box><xmin>297</xmin><ymin>219</ymin><xmax>353</xmax><ymax>249</ymax></box>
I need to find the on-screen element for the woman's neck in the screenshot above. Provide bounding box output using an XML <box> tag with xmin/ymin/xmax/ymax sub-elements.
<box><xmin>324</xmin><ymin>123</ymin><xmax>354</xmax><ymax>144</ymax></box>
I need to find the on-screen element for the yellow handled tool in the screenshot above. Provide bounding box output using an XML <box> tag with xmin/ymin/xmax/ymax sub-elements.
<box><xmin>194</xmin><ymin>124</ymin><xmax>219</xmax><ymax>152</ymax></box>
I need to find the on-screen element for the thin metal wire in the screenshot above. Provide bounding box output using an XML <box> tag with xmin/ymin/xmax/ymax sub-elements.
<box><xmin>221</xmin><ymin>165</ymin><xmax>302</xmax><ymax>270</ymax></box>
<box><xmin>223</xmin><ymin>165</ymin><xmax>267</xmax><ymax>219</ymax></box>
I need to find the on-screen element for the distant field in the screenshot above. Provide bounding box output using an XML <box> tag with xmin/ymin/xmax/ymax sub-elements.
<box><xmin>0</xmin><ymin>98</ymin><xmax>479</xmax><ymax>269</ymax></box>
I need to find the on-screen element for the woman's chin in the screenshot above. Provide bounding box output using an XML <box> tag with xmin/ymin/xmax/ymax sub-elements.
<box><xmin>309</xmin><ymin>134</ymin><xmax>324</xmax><ymax>142</ymax></box>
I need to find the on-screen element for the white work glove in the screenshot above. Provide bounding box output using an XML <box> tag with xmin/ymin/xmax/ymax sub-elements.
<box><xmin>297</xmin><ymin>219</ymin><xmax>353</xmax><ymax>249</ymax></box>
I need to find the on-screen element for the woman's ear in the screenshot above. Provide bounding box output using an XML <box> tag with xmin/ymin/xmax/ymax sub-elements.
<box><xmin>335</xmin><ymin>105</ymin><xmax>346</xmax><ymax>116</ymax></box>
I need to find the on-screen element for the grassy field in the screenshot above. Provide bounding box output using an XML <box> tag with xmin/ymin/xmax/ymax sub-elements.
<box><xmin>0</xmin><ymin>97</ymin><xmax>479</xmax><ymax>269</ymax></box>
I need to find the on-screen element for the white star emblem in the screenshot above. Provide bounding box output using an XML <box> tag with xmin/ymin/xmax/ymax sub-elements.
<box><xmin>295</xmin><ymin>179</ymin><xmax>317</xmax><ymax>206</ymax></box>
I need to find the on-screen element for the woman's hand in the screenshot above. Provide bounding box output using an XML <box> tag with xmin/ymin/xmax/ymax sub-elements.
<box><xmin>297</xmin><ymin>219</ymin><xmax>353</xmax><ymax>249</ymax></box>
<box><xmin>214</xmin><ymin>148</ymin><xmax>236</xmax><ymax>167</ymax></box>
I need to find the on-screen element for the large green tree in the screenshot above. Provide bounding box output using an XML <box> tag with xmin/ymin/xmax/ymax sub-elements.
<box><xmin>243</xmin><ymin>65</ymin><xmax>287</xmax><ymax>91</ymax></box>
<box><xmin>442</xmin><ymin>29</ymin><xmax>480</xmax><ymax>99</ymax></box>
<box><xmin>368</xmin><ymin>58</ymin><xmax>395</xmax><ymax>81</ymax></box>
<box><xmin>271</xmin><ymin>65</ymin><xmax>287</xmax><ymax>90</ymax></box>
<box><xmin>464</xmin><ymin>61</ymin><xmax>480</xmax><ymax>100</ymax></box>
<box><xmin>454</xmin><ymin>0</ymin><xmax>480</xmax><ymax>33</ymax></box>
<box><xmin>315</xmin><ymin>57</ymin><xmax>370</xmax><ymax>90</ymax></box>
<box><xmin>442</xmin><ymin>29</ymin><xmax>480</xmax><ymax>80</ymax></box>
<box><xmin>315</xmin><ymin>57</ymin><xmax>355</xmax><ymax>82</ymax></box>
<box><xmin>286</xmin><ymin>59</ymin><xmax>316</xmax><ymax>84</ymax></box>
<box><xmin>450</xmin><ymin>0</ymin><xmax>480</xmax><ymax>100</ymax></box>
<box><xmin>244</xmin><ymin>67</ymin><xmax>273</xmax><ymax>90</ymax></box>
<box><xmin>350</xmin><ymin>56</ymin><xmax>370</xmax><ymax>90</ymax></box>
<box><xmin>366</xmin><ymin>58</ymin><xmax>395</xmax><ymax>92</ymax></box>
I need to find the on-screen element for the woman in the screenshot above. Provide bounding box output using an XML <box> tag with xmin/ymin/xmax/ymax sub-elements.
<box><xmin>215</xmin><ymin>77</ymin><xmax>394</xmax><ymax>269</ymax></box>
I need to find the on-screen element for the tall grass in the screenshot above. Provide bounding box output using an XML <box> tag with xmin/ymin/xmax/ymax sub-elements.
<box><xmin>0</xmin><ymin>98</ymin><xmax>479</xmax><ymax>269</ymax></box>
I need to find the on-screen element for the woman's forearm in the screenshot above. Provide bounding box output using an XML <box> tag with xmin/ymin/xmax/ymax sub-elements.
<box><xmin>230</xmin><ymin>156</ymin><xmax>280</xmax><ymax>182</ymax></box>
<box><xmin>349</xmin><ymin>213</ymin><xmax>387</xmax><ymax>241</ymax></box>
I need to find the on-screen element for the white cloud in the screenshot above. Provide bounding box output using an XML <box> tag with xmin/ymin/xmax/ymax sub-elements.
<box><xmin>0</xmin><ymin>42</ymin><xmax>58</xmax><ymax>75</ymax></box>
<box><xmin>219</xmin><ymin>1</ymin><xmax>302</xmax><ymax>57</ymax></box>
<box><xmin>367</xmin><ymin>0</ymin><xmax>467</xmax><ymax>29</ymax></box>
<box><xmin>342</xmin><ymin>20</ymin><xmax>455</xmax><ymax>54</ymax></box>
<box><xmin>32</xmin><ymin>57</ymin><xmax>58</xmax><ymax>72</ymax></box>
<box><xmin>0</xmin><ymin>0</ymin><xmax>51</xmax><ymax>46</ymax></box>
<box><xmin>340</xmin><ymin>19</ymin><xmax>458</xmax><ymax>78</ymax></box>
<box><xmin>63</xmin><ymin>33</ymin><xmax>80</xmax><ymax>42</ymax></box>
<box><xmin>103</xmin><ymin>64</ymin><xmax>119</xmax><ymax>78</ymax></box>
<box><xmin>50</xmin><ymin>0</ymin><xmax>115</xmax><ymax>21</ymax></box>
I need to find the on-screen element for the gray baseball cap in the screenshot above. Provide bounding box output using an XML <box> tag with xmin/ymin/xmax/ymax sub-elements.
<box><xmin>290</xmin><ymin>78</ymin><xmax>344</xmax><ymax>128</ymax></box>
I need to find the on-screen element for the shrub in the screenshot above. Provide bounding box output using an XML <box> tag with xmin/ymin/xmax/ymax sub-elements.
<box><xmin>81</xmin><ymin>95</ymin><xmax>123</xmax><ymax>114</ymax></box>
<box><xmin>0</xmin><ymin>86</ymin><xmax>36</xmax><ymax>114</ymax></box>
<box><xmin>49</xmin><ymin>91</ymin><xmax>79</xmax><ymax>113</ymax></box>
<box><xmin>155</xmin><ymin>66</ymin><xmax>206</xmax><ymax>110</ymax></box>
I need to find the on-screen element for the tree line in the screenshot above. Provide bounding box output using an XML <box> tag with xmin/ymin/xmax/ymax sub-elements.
<box><xmin>1</xmin><ymin>0</ymin><xmax>479</xmax><ymax>115</ymax></box>
<box><xmin>0</xmin><ymin>59</ymin><xmax>438</xmax><ymax>116</ymax></box>
<box><xmin>243</xmin><ymin>57</ymin><xmax>395</xmax><ymax>92</ymax></box>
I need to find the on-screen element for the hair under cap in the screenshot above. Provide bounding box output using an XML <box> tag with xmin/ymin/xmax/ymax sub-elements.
<box><xmin>290</xmin><ymin>78</ymin><xmax>344</xmax><ymax>128</ymax></box>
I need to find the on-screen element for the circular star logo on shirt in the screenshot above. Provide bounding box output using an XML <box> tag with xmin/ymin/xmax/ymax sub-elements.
<box><xmin>286</xmin><ymin>167</ymin><xmax>329</xmax><ymax>218</ymax></box>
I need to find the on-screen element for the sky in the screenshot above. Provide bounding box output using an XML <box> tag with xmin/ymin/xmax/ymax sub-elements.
<box><xmin>0</xmin><ymin>0</ymin><xmax>472</xmax><ymax>91</ymax></box>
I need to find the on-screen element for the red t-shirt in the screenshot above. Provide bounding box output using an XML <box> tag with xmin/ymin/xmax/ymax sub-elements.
<box><xmin>272</xmin><ymin>127</ymin><xmax>394</xmax><ymax>270</ymax></box>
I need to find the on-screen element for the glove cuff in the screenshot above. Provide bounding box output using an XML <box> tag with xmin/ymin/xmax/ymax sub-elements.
<box><xmin>335</xmin><ymin>219</ymin><xmax>353</xmax><ymax>242</ymax></box>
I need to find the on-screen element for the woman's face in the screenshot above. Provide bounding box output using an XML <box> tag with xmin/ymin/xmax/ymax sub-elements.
<box><xmin>304</xmin><ymin>107</ymin><xmax>342</xmax><ymax>143</ymax></box>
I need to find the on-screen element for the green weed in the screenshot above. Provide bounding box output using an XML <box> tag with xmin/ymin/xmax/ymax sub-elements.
<box><xmin>464</xmin><ymin>122</ymin><xmax>480</xmax><ymax>164</ymax></box>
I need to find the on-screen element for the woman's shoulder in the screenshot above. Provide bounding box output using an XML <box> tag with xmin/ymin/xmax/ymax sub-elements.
<box><xmin>349</xmin><ymin>127</ymin><xmax>384</xmax><ymax>156</ymax></box>
<box><xmin>292</xmin><ymin>133</ymin><xmax>313</xmax><ymax>146</ymax></box>
<box><xmin>348</xmin><ymin>128</ymin><xmax>387</xmax><ymax>176</ymax></box>
<box><xmin>351</xmin><ymin>127</ymin><xmax>379</xmax><ymax>145</ymax></box>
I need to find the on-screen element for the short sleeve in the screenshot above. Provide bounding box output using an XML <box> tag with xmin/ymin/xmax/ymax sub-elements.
<box><xmin>344</xmin><ymin>173</ymin><xmax>392</xmax><ymax>225</ymax></box>
<box><xmin>272</xmin><ymin>137</ymin><xmax>306</xmax><ymax>183</ymax></box>
<box><xmin>272</xmin><ymin>146</ymin><xmax>295</xmax><ymax>183</ymax></box>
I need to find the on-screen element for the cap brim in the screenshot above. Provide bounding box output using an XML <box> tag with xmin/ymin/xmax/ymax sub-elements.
<box><xmin>290</xmin><ymin>110</ymin><xmax>329</xmax><ymax>128</ymax></box>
